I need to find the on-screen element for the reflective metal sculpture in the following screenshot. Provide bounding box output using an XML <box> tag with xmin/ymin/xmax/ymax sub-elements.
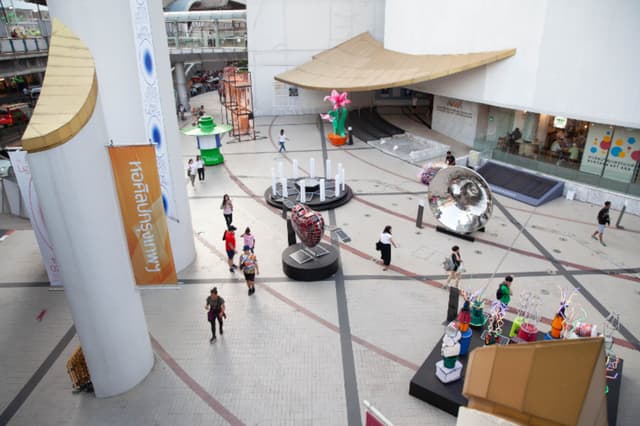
<box><xmin>428</xmin><ymin>166</ymin><xmax>493</xmax><ymax>234</ymax></box>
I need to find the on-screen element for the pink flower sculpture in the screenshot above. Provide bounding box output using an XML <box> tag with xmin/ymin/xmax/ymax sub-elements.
<box><xmin>321</xmin><ymin>90</ymin><xmax>351</xmax><ymax>137</ymax></box>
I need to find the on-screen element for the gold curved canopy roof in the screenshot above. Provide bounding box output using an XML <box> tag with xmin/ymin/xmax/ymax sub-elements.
<box><xmin>22</xmin><ymin>18</ymin><xmax>97</xmax><ymax>153</ymax></box>
<box><xmin>275</xmin><ymin>33</ymin><xmax>515</xmax><ymax>92</ymax></box>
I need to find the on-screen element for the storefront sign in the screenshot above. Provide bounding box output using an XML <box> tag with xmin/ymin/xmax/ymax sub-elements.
<box><xmin>8</xmin><ymin>150</ymin><xmax>62</xmax><ymax>287</ymax></box>
<box><xmin>579</xmin><ymin>124</ymin><xmax>612</xmax><ymax>176</ymax></box>
<box><xmin>109</xmin><ymin>145</ymin><xmax>177</xmax><ymax>285</ymax></box>
<box><xmin>435</xmin><ymin>97</ymin><xmax>474</xmax><ymax>119</ymax></box>
<box><xmin>553</xmin><ymin>116</ymin><xmax>567</xmax><ymax>129</ymax></box>
<box><xmin>602</xmin><ymin>127</ymin><xmax>640</xmax><ymax>182</ymax></box>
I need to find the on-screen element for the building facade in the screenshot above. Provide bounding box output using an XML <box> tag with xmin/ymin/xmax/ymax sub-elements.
<box><xmin>248</xmin><ymin>0</ymin><xmax>640</xmax><ymax>196</ymax></box>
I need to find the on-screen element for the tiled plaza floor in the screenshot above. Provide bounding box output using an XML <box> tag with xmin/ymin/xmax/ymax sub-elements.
<box><xmin>1</xmin><ymin>92</ymin><xmax>639</xmax><ymax>425</ymax></box>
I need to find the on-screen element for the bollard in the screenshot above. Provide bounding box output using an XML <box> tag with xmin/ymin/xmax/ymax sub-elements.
<box><xmin>446</xmin><ymin>287</ymin><xmax>460</xmax><ymax>323</ymax></box>
<box><xmin>347</xmin><ymin>126</ymin><xmax>353</xmax><ymax>145</ymax></box>
<box><xmin>286</xmin><ymin>218</ymin><xmax>296</xmax><ymax>246</ymax></box>
<box><xmin>616</xmin><ymin>202</ymin><xmax>627</xmax><ymax>229</ymax></box>
<box><xmin>416</xmin><ymin>200</ymin><xmax>424</xmax><ymax>228</ymax></box>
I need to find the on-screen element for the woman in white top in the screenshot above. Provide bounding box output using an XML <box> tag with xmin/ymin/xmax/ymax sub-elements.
<box><xmin>378</xmin><ymin>225</ymin><xmax>397</xmax><ymax>271</ymax></box>
<box><xmin>221</xmin><ymin>194</ymin><xmax>233</xmax><ymax>228</ymax></box>
<box><xmin>196</xmin><ymin>155</ymin><xmax>205</xmax><ymax>181</ymax></box>
<box><xmin>278</xmin><ymin>129</ymin><xmax>288</xmax><ymax>152</ymax></box>
<box><xmin>187</xmin><ymin>159</ymin><xmax>197</xmax><ymax>187</ymax></box>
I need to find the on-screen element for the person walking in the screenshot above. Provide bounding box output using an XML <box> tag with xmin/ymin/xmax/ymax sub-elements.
<box><xmin>377</xmin><ymin>225</ymin><xmax>397</xmax><ymax>271</ymax></box>
<box><xmin>196</xmin><ymin>155</ymin><xmax>205</xmax><ymax>181</ymax></box>
<box><xmin>221</xmin><ymin>194</ymin><xmax>233</xmax><ymax>228</ymax></box>
<box><xmin>278</xmin><ymin>129</ymin><xmax>288</xmax><ymax>152</ymax></box>
<box><xmin>205</xmin><ymin>287</ymin><xmax>226</xmax><ymax>343</ymax></box>
<box><xmin>496</xmin><ymin>275</ymin><xmax>513</xmax><ymax>306</ymax></box>
<box><xmin>445</xmin><ymin>245</ymin><xmax>463</xmax><ymax>288</ymax></box>
<box><xmin>241</xmin><ymin>227</ymin><xmax>255</xmax><ymax>253</ymax></box>
<box><xmin>223</xmin><ymin>225</ymin><xmax>237</xmax><ymax>273</ymax></box>
<box><xmin>239</xmin><ymin>245</ymin><xmax>259</xmax><ymax>295</ymax></box>
<box><xmin>591</xmin><ymin>201</ymin><xmax>611</xmax><ymax>246</ymax></box>
<box><xmin>187</xmin><ymin>159</ymin><xmax>197</xmax><ymax>188</ymax></box>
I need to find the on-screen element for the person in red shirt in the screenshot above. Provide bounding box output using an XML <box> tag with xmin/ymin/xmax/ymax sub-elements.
<box><xmin>223</xmin><ymin>225</ymin><xmax>237</xmax><ymax>272</ymax></box>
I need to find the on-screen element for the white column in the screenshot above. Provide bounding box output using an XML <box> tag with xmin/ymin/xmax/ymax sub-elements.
<box><xmin>319</xmin><ymin>179</ymin><xmax>326</xmax><ymax>201</ymax></box>
<box><xmin>300</xmin><ymin>184</ymin><xmax>306</xmax><ymax>203</ymax></box>
<box><xmin>281</xmin><ymin>177</ymin><xmax>288</xmax><ymax>198</ymax></box>
<box><xmin>174</xmin><ymin>61</ymin><xmax>190</xmax><ymax>112</ymax></box>
<box><xmin>325</xmin><ymin>159</ymin><xmax>331</xmax><ymax>179</ymax></box>
<box><xmin>335</xmin><ymin>174</ymin><xmax>341</xmax><ymax>197</ymax></box>
<box><xmin>292</xmin><ymin>159</ymin><xmax>298</xmax><ymax>178</ymax></box>
<box><xmin>27</xmin><ymin>101</ymin><xmax>153</xmax><ymax>398</ymax></box>
<box><xmin>309</xmin><ymin>157</ymin><xmax>315</xmax><ymax>178</ymax></box>
<box><xmin>278</xmin><ymin>161</ymin><xmax>284</xmax><ymax>178</ymax></box>
<box><xmin>48</xmin><ymin>0</ymin><xmax>196</xmax><ymax>273</ymax></box>
<box><xmin>340</xmin><ymin>167</ymin><xmax>345</xmax><ymax>190</ymax></box>
<box><xmin>271</xmin><ymin>168</ymin><xmax>277</xmax><ymax>195</ymax></box>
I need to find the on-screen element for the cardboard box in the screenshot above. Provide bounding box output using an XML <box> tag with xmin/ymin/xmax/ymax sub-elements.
<box><xmin>462</xmin><ymin>337</ymin><xmax>607</xmax><ymax>425</ymax></box>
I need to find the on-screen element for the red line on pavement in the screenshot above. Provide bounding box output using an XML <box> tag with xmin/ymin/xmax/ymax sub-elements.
<box><xmin>150</xmin><ymin>335</ymin><xmax>246</xmax><ymax>426</ymax></box>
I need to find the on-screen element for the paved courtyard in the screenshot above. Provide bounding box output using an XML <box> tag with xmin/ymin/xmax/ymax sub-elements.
<box><xmin>1</xmin><ymin>92</ymin><xmax>639</xmax><ymax>425</ymax></box>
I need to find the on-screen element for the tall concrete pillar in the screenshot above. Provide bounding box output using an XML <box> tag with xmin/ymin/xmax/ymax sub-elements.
<box><xmin>175</xmin><ymin>61</ymin><xmax>190</xmax><ymax>111</ymax></box>
<box><xmin>48</xmin><ymin>0</ymin><xmax>196</xmax><ymax>272</ymax></box>
<box><xmin>22</xmin><ymin>19</ymin><xmax>153</xmax><ymax>398</ymax></box>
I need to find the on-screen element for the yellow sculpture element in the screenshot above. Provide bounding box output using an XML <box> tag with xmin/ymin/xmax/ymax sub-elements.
<box><xmin>275</xmin><ymin>32</ymin><xmax>516</xmax><ymax>92</ymax></box>
<box><xmin>22</xmin><ymin>18</ymin><xmax>98</xmax><ymax>153</ymax></box>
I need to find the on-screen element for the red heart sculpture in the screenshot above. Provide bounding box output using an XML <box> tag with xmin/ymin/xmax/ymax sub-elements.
<box><xmin>290</xmin><ymin>204</ymin><xmax>325</xmax><ymax>248</ymax></box>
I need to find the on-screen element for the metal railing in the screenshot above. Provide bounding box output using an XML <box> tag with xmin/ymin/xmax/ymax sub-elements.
<box><xmin>0</xmin><ymin>36</ymin><xmax>48</xmax><ymax>55</ymax></box>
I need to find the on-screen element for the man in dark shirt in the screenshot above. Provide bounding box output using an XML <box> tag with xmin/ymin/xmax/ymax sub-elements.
<box><xmin>591</xmin><ymin>201</ymin><xmax>611</xmax><ymax>246</ymax></box>
<box><xmin>205</xmin><ymin>287</ymin><xmax>226</xmax><ymax>342</ymax></box>
<box><xmin>445</xmin><ymin>151</ymin><xmax>456</xmax><ymax>166</ymax></box>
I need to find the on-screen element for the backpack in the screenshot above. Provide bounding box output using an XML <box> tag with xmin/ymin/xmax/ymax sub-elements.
<box><xmin>497</xmin><ymin>284</ymin><xmax>505</xmax><ymax>300</ymax></box>
<box><xmin>442</xmin><ymin>256</ymin><xmax>455</xmax><ymax>271</ymax></box>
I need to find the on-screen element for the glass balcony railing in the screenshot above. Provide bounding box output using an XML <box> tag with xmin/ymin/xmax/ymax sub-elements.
<box><xmin>166</xmin><ymin>29</ymin><xmax>247</xmax><ymax>49</ymax></box>
<box><xmin>475</xmin><ymin>138</ymin><xmax>640</xmax><ymax>197</ymax></box>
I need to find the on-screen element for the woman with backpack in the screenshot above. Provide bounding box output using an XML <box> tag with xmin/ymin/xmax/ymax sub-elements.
<box><xmin>445</xmin><ymin>245</ymin><xmax>463</xmax><ymax>288</ymax></box>
<box><xmin>239</xmin><ymin>245</ymin><xmax>259</xmax><ymax>295</ymax></box>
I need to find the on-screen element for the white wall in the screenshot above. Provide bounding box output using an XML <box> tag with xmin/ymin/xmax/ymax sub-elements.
<box><xmin>248</xmin><ymin>0</ymin><xmax>385</xmax><ymax>116</ymax></box>
<box><xmin>385</xmin><ymin>0</ymin><xmax>640</xmax><ymax>129</ymax></box>
<box><xmin>431</xmin><ymin>95</ymin><xmax>479</xmax><ymax>146</ymax></box>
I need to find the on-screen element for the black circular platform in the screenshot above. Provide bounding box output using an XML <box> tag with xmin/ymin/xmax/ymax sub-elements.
<box><xmin>282</xmin><ymin>242</ymin><xmax>339</xmax><ymax>281</ymax></box>
<box><xmin>264</xmin><ymin>178</ymin><xmax>353</xmax><ymax>211</ymax></box>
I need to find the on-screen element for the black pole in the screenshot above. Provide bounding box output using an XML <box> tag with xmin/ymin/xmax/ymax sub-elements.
<box><xmin>416</xmin><ymin>200</ymin><xmax>424</xmax><ymax>228</ymax></box>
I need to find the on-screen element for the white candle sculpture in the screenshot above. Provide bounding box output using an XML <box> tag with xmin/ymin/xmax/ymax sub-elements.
<box><xmin>320</xmin><ymin>179</ymin><xmax>326</xmax><ymax>201</ymax></box>
<box><xmin>326</xmin><ymin>159</ymin><xmax>331</xmax><ymax>179</ymax></box>
<box><xmin>281</xmin><ymin>177</ymin><xmax>288</xmax><ymax>198</ymax></box>
<box><xmin>309</xmin><ymin>157</ymin><xmax>315</xmax><ymax>178</ymax></box>
<box><xmin>340</xmin><ymin>167</ymin><xmax>345</xmax><ymax>190</ymax></box>
<box><xmin>300</xmin><ymin>184</ymin><xmax>306</xmax><ymax>202</ymax></box>
<box><xmin>271</xmin><ymin>168</ymin><xmax>277</xmax><ymax>195</ymax></box>
<box><xmin>293</xmin><ymin>159</ymin><xmax>299</xmax><ymax>178</ymax></box>
<box><xmin>278</xmin><ymin>161</ymin><xmax>284</xmax><ymax>179</ymax></box>
<box><xmin>335</xmin><ymin>174</ymin><xmax>341</xmax><ymax>197</ymax></box>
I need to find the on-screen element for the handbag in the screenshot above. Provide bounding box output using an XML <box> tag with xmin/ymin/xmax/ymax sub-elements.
<box><xmin>207</xmin><ymin>309</ymin><xmax>214</xmax><ymax>322</ymax></box>
<box><xmin>375</xmin><ymin>240</ymin><xmax>382</xmax><ymax>251</ymax></box>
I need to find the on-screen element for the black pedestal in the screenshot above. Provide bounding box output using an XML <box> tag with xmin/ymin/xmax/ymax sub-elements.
<box><xmin>409</xmin><ymin>325</ymin><xmax>622</xmax><ymax>425</ymax></box>
<box><xmin>282</xmin><ymin>242</ymin><xmax>339</xmax><ymax>281</ymax></box>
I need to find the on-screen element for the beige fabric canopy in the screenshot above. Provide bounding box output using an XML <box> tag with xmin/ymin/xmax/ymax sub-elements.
<box><xmin>275</xmin><ymin>32</ymin><xmax>515</xmax><ymax>92</ymax></box>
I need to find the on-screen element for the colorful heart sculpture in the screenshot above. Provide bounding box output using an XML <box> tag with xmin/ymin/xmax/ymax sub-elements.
<box><xmin>290</xmin><ymin>204</ymin><xmax>325</xmax><ymax>248</ymax></box>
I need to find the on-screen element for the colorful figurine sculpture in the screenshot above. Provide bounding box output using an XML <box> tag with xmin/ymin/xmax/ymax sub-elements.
<box><xmin>483</xmin><ymin>301</ymin><xmax>506</xmax><ymax>345</ymax></box>
<box><xmin>545</xmin><ymin>287</ymin><xmax>579</xmax><ymax>340</ymax></box>
<box><xmin>510</xmin><ymin>291</ymin><xmax>540</xmax><ymax>342</ymax></box>
<box><xmin>458</xmin><ymin>291</ymin><xmax>473</xmax><ymax>356</ymax></box>
<box><xmin>290</xmin><ymin>204</ymin><xmax>325</xmax><ymax>248</ymax></box>
<box><xmin>181</xmin><ymin>115</ymin><xmax>232</xmax><ymax>165</ymax></box>
<box><xmin>469</xmin><ymin>298</ymin><xmax>486</xmax><ymax>327</ymax></box>
<box><xmin>435</xmin><ymin>321</ymin><xmax>463</xmax><ymax>383</ymax></box>
<box><xmin>321</xmin><ymin>90</ymin><xmax>351</xmax><ymax>146</ymax></box>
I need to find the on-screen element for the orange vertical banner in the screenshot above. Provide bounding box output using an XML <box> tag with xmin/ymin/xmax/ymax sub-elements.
<box><xmin>108</xmin><ymin>145</ymin><xmax>177</xmax><ymax>285</ymax></box>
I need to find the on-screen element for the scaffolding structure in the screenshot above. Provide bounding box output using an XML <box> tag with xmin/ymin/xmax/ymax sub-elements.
<box><xmin>222</xmin><ymin>67</ymin><xmax>256</xmax><ymax>141</ymax></box>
